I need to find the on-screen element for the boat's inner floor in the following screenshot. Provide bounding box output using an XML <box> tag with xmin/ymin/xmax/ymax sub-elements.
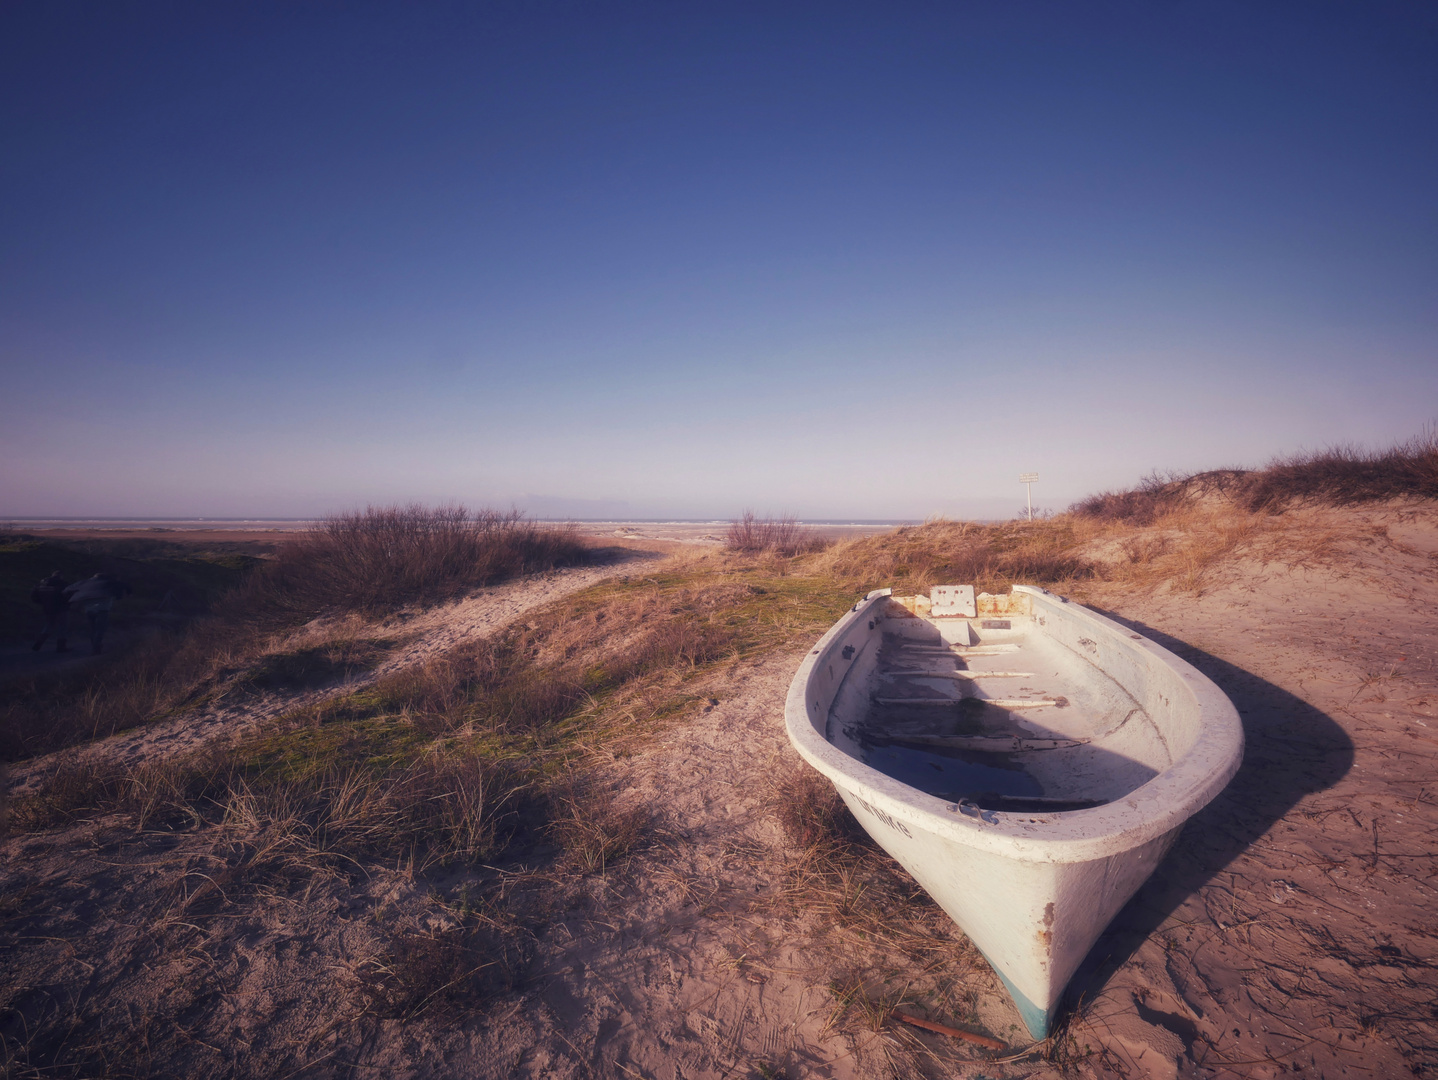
<box><xmin>829</xmin><ymin>618</ymin><xmax>1171</xmax><ymax>813</ymax></box>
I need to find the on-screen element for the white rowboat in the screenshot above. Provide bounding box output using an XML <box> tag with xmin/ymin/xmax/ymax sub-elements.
<box><xmin>784</xmin><ymin>585</ymin><xmax>1243</xmax><ymax>1039</ymax></box>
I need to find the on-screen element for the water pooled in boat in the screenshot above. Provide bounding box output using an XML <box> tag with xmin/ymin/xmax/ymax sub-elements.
<box><xmin>832</xmin><ymin>625</ymin><xmax>1160</xmax><ymax>812</ymax></box>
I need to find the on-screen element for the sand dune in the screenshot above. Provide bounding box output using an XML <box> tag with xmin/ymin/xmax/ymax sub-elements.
<box><xmin>3</xmin><ymin>504</ymin><xmax>1436</xmax><ymax>1078</ymax></box>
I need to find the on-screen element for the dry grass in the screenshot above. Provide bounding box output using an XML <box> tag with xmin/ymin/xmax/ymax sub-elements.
<box><xmin>766</xmin><ymin>765</ymin><xmax>999</xmax><ymax>1057</ymax></box>
<box><xmin>1070</xmin><ymin>469</ymin><xmax>1248</xmax><ymax>524</ymax></box>
<box><xmin>7</xmin><ymin>749</ymin><xmax>228</xmax><ymax>832</ymax></box>
<box><xmin>344</xmin><ymin>572</ymin><xmax>755</xmax><ymax>743</ymax></box>
<box><xmin>3</xmin><ymin>557</ymin><xmax>859</xmax><ymax>1080</ymax></box>
<box><xmin>727</xmin><ymin>512</ymin><xmax>827</xmax><ymax>556</ymax></box>
<box><xmin>11</xmin><ymin>746</ymin><xmax>528</xmax><ymax>874</ymax></box>
<box><xmin>768</xmin><ymin>766</ymin><xmax>979</xmax><ymax>962</ymax></box>
<box><xmin>358</xmin><ymin>923</ymin><xmax>526</xmax><ymax>1018</ymax></box>
<box><xmin>9</xmin><ymin>472</ymin><xmax>1436</xmax><ymax>1075</ymax></box>
<box><xmin>1073</xmin><ymin>429</ymin><xmax>1438</xmax><ymax>523</ymax></box>
<box><xmin>0</xmin><ymin>636</ymin><xmax>245</xmax><ymax>763</ymax></box>
<box><xmin>1243</xmin><ymin>431</ymin><xmax>1438</xmax><ymax>509</ymax></box>
<box><xmin>546</xmin><ymin>773</ymin><xmax>651</xmax><ymax>873</ymax></box>
<box><xmin>772</xmin><ymin>763</ymin><xmax>852</xmax><ymax>849</ymax></box>
<box><xmin>807</xmin><ymin>518</ymin><xmax>1095</xmax><ymax>596</ymax></box>
<box><xmin>12</xmin><ymin>556</ymin><xmax>857</xmax><ymax>884</ymax></box>
<box><xmin>801</xmin><ymin>489</ymin><xmax>1343</xmax><ymax>599</ymax></box>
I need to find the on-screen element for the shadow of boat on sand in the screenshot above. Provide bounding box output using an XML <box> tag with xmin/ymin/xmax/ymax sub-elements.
<box><xmin>1064</xmin><ymin>609</ymin><xmax>1355</xmax><ymax>1017</ymax></box>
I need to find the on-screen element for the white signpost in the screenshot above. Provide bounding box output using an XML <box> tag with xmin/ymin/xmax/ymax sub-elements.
<box><xmin>1019</xmin><ymin>472</ymin><xmax>1039</xmax><ymax>521</ymax></box>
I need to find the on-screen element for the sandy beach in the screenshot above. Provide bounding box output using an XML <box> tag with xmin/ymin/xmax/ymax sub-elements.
<box><xmin>2</xmin><ymin>502</ymin><xmax>1436</xmax><ymax>1078</ymax></box>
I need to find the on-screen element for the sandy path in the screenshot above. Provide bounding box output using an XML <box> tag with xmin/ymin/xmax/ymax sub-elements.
<box><xmin>6</xmin><ymin>555</ymin><xmax>653</xmax><ymax>796</ymax></box>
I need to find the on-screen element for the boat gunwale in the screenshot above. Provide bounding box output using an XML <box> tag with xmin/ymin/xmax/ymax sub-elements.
<box><xmin>784</xmin><ymin>586</ymin><xmax>1244</xmax><ymax>863</ymax></box>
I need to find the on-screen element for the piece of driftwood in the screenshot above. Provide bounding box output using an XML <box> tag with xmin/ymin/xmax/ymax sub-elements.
<box><xmin>892</xmin><ymin>1011</ymin><xmax>1006</xmax><ymax>1050</ymax></box>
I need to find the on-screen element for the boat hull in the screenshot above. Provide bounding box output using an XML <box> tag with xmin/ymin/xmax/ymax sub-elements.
<box><xmin>784</xmin><ymin>586</ymin><xmax>1243</xmax><ymax>1039</ymax></box>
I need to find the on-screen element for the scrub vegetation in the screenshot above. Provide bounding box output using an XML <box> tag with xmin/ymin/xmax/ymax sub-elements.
<box><xmin>725</xmin><ymin>510</ymin><xmax>827</xmax><ymax>555</ymax></box>
<box><xmin>0</xmin><ymin>507</ymin><xmax>588</xmax><ymax>761</ymax></box>
<box><xmin>11</xmin><ymin>555</ymin><xmax>859</xmax><ymax>843</ymax></box>
<box><xmin>1073</xmin><ymin>427</ymin><xmax>1438</xmax><ymax>523</ymax></box>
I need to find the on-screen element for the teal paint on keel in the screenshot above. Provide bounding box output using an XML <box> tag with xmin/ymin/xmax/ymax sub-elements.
<box><xmin>994</xmin><ymin>967</ymin><xmax>1052</xmax><ymax>1039</ymax></box>
<box><xmin>988</xmin><ymin>961</ymin><xmax>1053</xmax><ymax>1040</ymax></box>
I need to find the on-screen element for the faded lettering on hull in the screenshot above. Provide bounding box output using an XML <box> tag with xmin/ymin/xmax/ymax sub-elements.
<box><xmin>851</xmin><ymin>794</ymin><xmax>913</xmax><ymax>837</ymax></box>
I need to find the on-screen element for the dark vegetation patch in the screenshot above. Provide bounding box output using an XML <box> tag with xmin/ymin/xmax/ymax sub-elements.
<box><xmin>0</xmin><ymin>530</ymin><xmax>261</xmax><ymax>644</ymax></box>
<box><xmin>0</xmin><ymin>506</ymin><xmax>589</xmax><ymax>762</ymax></box>
<box><xmin>1071</xmin><ymin>430</ymin><xmax>1438</xmax><ymax>523</ymax></box>
<box><xmin>1068</xmin><ymin>470</ymin><xmax>1248</xmax><ymax>526</ymax></box>
<box><xmin>1242</xmin><ymin>431</ymin><xmax>1438</xmax><ymax>510</ymax></box>
<box><xmin>359</xmin><ymin>924</ymin><xmax>529</xmax><ymax>1018</ymax></box>
<box><xmin>240</xmin><ymin>637</ymin><xmax>388</xmax><ymax>692</ymax></box>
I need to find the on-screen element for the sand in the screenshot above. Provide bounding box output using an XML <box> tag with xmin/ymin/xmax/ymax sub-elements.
<box><xmin>3</xmin><ymin>504</ymin><xmax>1436</xmax><ymax>1078</ymax></box>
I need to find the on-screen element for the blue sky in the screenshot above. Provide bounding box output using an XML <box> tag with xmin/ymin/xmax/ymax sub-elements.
<box><xmin>2</xmin><ymin>2</ymin><xmax>1434</xmax><ymax>520</ymax></box>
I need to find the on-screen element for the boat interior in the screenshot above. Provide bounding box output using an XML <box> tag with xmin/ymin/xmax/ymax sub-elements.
<box><xmin>826</xmin><ymin>589</ymin><xmax>1177</xmax><ymax>813</ymax></box>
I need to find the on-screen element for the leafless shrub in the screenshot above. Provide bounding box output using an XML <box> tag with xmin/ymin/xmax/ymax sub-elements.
<box><xmin>229</xmin><ymin>504</ymin><xmax>589</xmax><ymax>621</ymax></box>
<box><xmin>727</xmin><ymin>511</ymin><xmax>827</xmax><ymax>556</ymax></box>
<box><xmin>1069</xmin><ymin>470</ymin><xmax>1208</xmax><ymax>525</ymax></box>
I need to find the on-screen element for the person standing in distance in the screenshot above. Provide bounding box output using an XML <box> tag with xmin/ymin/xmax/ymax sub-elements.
<box><xmin>30</xmin><ymin>571</ymin><xmax>72</xmax><ymax>652</ymax></box>
<box><xmin>63</xmin><ymin>573</ymin><xmax>133</xmax><ymax>655</ymax></box>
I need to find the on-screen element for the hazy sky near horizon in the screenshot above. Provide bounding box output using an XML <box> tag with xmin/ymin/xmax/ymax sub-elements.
<box><xmin>3</xmin><ymin>2</ymin><xmax>1435</xmax><ymax>520</ymax></box>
